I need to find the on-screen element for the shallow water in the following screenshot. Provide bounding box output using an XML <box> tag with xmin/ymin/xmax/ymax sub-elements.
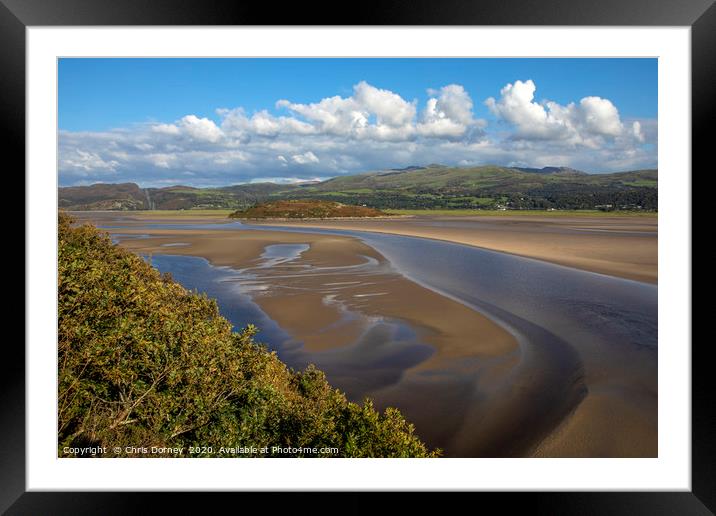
<box><xmin>234</xmin><ymin>222</ymin><xmax>657</xmax><ymax>350</ymax></box>
<box><xmin>109</xmin><ymin>233</ymin><xmax>152</xmax><ymax>244</ymax></box>
<box><xmin>256</xmin><ymin>243</ymin><xmax>310</xmax><ymax>268</ymax></box>
<box><xmin>149</xmin><ymin>253</ymin><xmax>434</xmax><ymax>401</ymax></box>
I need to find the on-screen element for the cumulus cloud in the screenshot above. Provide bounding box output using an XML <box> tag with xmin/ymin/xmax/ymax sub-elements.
<box><xmin>630</xmin><ymin>120</ymin><xmax>645</xmax><ymax>143</ymax></box>
<box><xmin>485</xmin><ymin>79</ymin><xmax>644</xmax><ymax>147</ymax></box>
<box><xmin>274</xmin><ymin>81</ymin><xmax>419</xmax><ymax>142</ymax></box>
<box><xmin>58</xmin><ymin>79</ymin><xmax>656</xmax><ymax>187</ymax></box>
<box><xmin>149</xmin><ymin>153</ymin><xmax>175</xmax><ymax>169</ymax></box>
<box><xmin>291</xmin><ymin>151</ymin><xmax>319</xmax><ymax>165</ymax></box>
<box><xmin>60</xmin><ymin>149</ymin><xmax>119</xmax><ymax>174</ymax></box>
<box><xmin>152</xmin><ymin>114</ymin><xmax>224</xmax><ymax>143</ymax></box>
<box><xmin>418</xmin><ymin>84</ymin><xmax>485</xmax><ymax>139</ymax></box>
<box><xmin>276</xmin><ymin>95</ymin><xmax>366</xmax><ymax>137</ymax></box>
<box><xmin>219</xmin><ymin>108</ymin><xmax>315</xmax><ymax>139</ymax></box>
<box><xmin>151</xmin><ymin>123</ymin><xmax>181</xmax><ymax>136</ymax></box>
<box><xmin>578</xmin><ymin>96</ymin><xmax>623</xmax><ymax>136</ymax></box>
<box><xmin>353</xmin><ymin>81</ymin><xmax>417</xmax><ymax>127</ymax></box>
<box><xmin>486</xmin><ymin>80</ymin><xmax>559</xmax><ymax>139</ymax></box>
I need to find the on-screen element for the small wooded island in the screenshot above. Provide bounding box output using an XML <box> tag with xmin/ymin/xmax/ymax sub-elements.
<box><xmin>229</xmin><ymin>199</ymin><xmax>389</xmax><ymax>219</ymax></box>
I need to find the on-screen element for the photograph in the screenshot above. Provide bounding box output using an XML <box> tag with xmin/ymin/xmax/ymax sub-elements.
<box><xmin>58</xmin><ymin>57</ymin><xmax>659</xmax><ymax>459</ymax></box>
<box><xmin>6</xmin><ymin>4</ymin><xmax>707</xmax><ymax>509</ymax></box>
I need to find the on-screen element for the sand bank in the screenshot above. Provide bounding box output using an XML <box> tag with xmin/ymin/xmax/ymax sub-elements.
<box><xmin>250</xmin><ymin>215</ymin><xmax>658</xmax><ymax>284</ymax></box>
<box><xmin>106</xmin><ymin>227</ymin><xmax>515</xmax><ymax>359</ymax></box>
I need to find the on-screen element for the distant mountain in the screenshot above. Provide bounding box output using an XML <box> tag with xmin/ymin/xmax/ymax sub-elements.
<box><xmin>513</xmin><ymin>166</ymin><xmax>587</xmax><ymax>176</ymax></box>
<box><xmin>59</xmin><ymin>165</ymin><xmax>658</xmax><ymax>211</ymax></box>
<box><xmin>389</xmin><ymin>165</ymin><xmax>424</xmax><ymax>172</ymax></box>
<box><xmin>58</xmin><ymin>182</ymin><xmax>149</xmax><ymax>210</ymax></box>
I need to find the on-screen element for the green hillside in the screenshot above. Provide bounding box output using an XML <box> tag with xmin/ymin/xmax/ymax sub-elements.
<box><xmin>144</xmin><ymin>183</ymin><xmax>289</xmax><ymax>210</ymax></box>
<box><xmin>287</xmin><ymin>165</ymin><xmax>657</xmax><ymax>210</ymax></box>
<box><xmin>58</xmin><ymin>212</ymin><xmax>437</xmax><ymax>458</ymax></box>
<box><xmin>58</xmin><ymin>182</ymin><xmax>149</xmax><ymax>210</ymax></box>
<box><xmin>307</xmin><ymin>165</ymin><xmax>656</xmax><ymax>192</ymax></box>
<box><xmin>59</xmin><ymin>165</ymin><xmax>658</xmax><ymax>211</ymax></box>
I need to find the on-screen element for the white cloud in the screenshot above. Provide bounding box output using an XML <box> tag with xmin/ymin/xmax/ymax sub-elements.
<box><xmin>277</xmin><ymin>95</ymin><xmax>366</xmax><ymax>137</ymax></box>
<box><xmin>149</xmin><ymin>153</ymin><xmax>175</xmax><ymax>169</ymax></box>
<box><xmin>486</xmin><ymin>80</ymin><xmax>572</xmax><ymax>140</ymax></box>
<box><xmin>353</xmin><ymin>81</ymin><xmax>417</xmax><ymax>127</ymax></box>
<box><xmin>151</xmin><ymin>123</ymin><xmax>181</xmax><ymax>136</ymax></box>
<box><xmin>61</xmin><ymin>149</ymin><xmax>119</xmax><ymax>174</ymax></box>
<box><xmin>418</xmin><ymin>84</ymin><xmax>486</xmax><ymax>139</ymax></box>
<box><xmin>485</xmin><ymin>79</ymin><xmax>644</xmax><ymax>147</ymax></box>
<box><xmin>220</xmin><ymin>108</ymin><xmax>315</xmax><ymax>138</ymax></box>
<box><xmin>151</xmin><ymin>115</ymin><xmax>224</xmax><ymax>143</ymax></box>
<box><xmin>291</xmin><ymin>151</ymin><xmax>319</xmax><ymax>165</ymax></box>
<box><xmin>418</xmin><ymin>100</ymin><xmax>467</xmax><ymax>138</ymax></box>
<box><xmin>578</xmin><ymin>96</ymin><xmax>623</xmax><ymax>136</ymax></box>
<box><xmin>631</xmin><ymin>120</ymin><xmax>645</xmax><ymax>143</ymax></box>
<box><xmin>429</xmin><ymin>84</ymin><xmax>474</xmax><ymax>125</ymax></box>
<box><xmin>176</xmin><ymin>115</ymin><xmax>224</xmax><ymax>142</ymax></box>
<box><xmin>276</xmin><ymin>81</ymin><xmax>420</xmax><ymax>141</ymax></box>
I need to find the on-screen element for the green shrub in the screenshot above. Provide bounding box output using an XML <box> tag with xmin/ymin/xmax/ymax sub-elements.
<box><xmin>58</xmin><ymin>212</ymin><xmax>438</xmax><ymax>458</ymax></box>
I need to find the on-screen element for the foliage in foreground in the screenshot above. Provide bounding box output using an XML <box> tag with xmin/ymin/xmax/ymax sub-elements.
<box><xmin>58</xmin><ymin>212</ymin><xmax>437</xmax><ymax>457</ymax></box>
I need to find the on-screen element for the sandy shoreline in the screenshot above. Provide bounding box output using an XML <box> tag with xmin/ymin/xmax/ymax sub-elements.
<box><xmin>248</xmin><ymin>215</ymin><xmax>658</xmax><ymax>284</ymax></box>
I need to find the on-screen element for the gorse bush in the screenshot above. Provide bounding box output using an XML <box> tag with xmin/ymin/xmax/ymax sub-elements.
<box><xmin>58</xmin><ymin>212</ymin><xmax>438</xmax><ymax>457</ymax></box>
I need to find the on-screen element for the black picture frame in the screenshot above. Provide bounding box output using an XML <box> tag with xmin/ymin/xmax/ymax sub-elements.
<box><xmin>4</xmin><ymin>0</ymin><xmax>711</xmax><ymax>513</ymax></box>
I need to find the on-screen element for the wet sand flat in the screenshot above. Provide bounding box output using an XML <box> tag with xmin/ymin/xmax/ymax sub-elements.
<box><xmin>96</xmin><ymin>226</ymin><xmax>515</xmax><ymax>360</ymax></box>
<box><xmin>250</xmin><ymin>215</ymin><xmax>658</xmax><ymax>284</ymax></box>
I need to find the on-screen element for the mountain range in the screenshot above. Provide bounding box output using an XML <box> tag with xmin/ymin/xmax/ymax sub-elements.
<box><xmin>59</xmin><ymin>164</ymin><xmax>658</xmax><ymax>211</ymax></box>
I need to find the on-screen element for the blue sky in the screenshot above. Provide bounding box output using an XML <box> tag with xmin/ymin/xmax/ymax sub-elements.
<box><xmin>59</xmin><ymin>58</ymin><xmax>658</xmax><ymax>187</ymax></box>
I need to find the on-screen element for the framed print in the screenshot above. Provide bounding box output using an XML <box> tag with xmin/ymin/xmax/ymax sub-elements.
<box><xmin>5</xmin><ymin>0</ymin><xmax>712</xmax><ymax>512</ymax></box>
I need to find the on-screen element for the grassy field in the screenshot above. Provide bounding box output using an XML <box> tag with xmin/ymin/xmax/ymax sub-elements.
<box><xmin>385</xmin><ymin>209</ymin><xmax>658</xmax><ymax>217</ymax></box>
